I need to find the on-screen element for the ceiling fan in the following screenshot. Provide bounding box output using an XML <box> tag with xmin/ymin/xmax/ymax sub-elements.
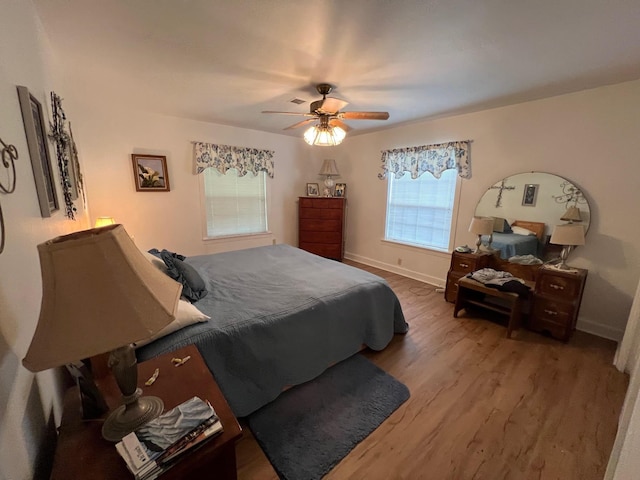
<box><xmin>262</xmin><ymin>83</ymin><xmax>389</xmax><ymax>145</ymax></box>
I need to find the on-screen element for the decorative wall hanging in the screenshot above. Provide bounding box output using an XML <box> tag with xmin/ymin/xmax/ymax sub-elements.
<box><xmin>49</xmin><ymin>92</ymin><xmax>77</xmax><ymax>220</ymax></box>
<box><xmin>131</xmin><ymin>154</ymin><xmax>170</xmax><ymax>191</ymax></box>
<box><xmin>0</xmin><ymin>137</ymin><xmax>19</xmax><ymax>254</ymax></box>
<box><xmin>67</xmin><ymin>123</ymin><xmax>86</xmax><ymax>208</ymax></box>
<box><xmin>17</xmin><ymin>86</ymin><xmax>59</xmax><ymax>218</ymax></box>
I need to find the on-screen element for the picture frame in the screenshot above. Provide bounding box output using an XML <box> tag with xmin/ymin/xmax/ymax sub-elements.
<box><xmin>17</xmin><ymin>86</ymin><xmax>59</xmax><ymax>217</ymax></box>
<box><xmin>306</xmin><ymin>183</ymin><xmax>319</xmax><ymax>196</ymax></box>
<box><xmin>334</xmin><ymin>183</ymin><xmax>346</xmax><ymax>198</ymax></box>
<box><xmin>131</xmin><ymin>154</ymin><xmax>170</xmax><ymax>192</ymax></box>
<box><xmin>522</xmin><ymin>183</ymin><xmax>539</xmax><ymax>206</ymax></box>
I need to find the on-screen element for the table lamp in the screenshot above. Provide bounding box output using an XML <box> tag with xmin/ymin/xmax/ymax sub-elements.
<box><xmin>319</xmin><ymin>159</ymin><xmax>339</xmax><ymax>196</ymax></box>
<box><xmin>560</xmin><ymin>206</ymin><xmax>582</xmax><ymax>223</ymax></box>
<box><xmin>550</xmin><ymin>223</ymin><xmax>585</xmax><ymax>269</ymax></box>
<box><xmin>22</xmin><ymin>224</ymin><xmax>182</xmax><ymax>441</ymax></box>
<box><xmin>469</xmin><ymin>217</ymin><xmax>494</xmax><ymax>253</ymax></box>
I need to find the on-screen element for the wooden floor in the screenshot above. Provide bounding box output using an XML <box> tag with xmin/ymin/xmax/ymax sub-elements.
<box><xmin>236</xmin><ymin>261</ymin><xmax>629</xmax><ymax>480</ymax></box>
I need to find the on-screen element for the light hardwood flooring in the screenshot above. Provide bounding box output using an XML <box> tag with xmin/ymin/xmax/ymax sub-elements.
<box><xmin>236</xmin><ymin>261</ymin><xmax>629</xmax><ymax>480</ymax></box>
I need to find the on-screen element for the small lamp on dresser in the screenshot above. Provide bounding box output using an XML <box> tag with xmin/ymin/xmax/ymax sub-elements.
<box><xmin>469</xmin><ymin>217</ymin><xmax>494</xmax><ymax>253</ymax></box>
<box><xmin>22</xmin><ymin>224</ymin><xmax>182</xmax><ymax>441</ymax></box>
<box><xmin>319</xmin><ymin>159</ymin><xmax>340</xmax><ymax>196</ymax></box>
<box><xmin>550</xmin><ymin>223</ymin><xmax>585</xmax><ymax>269</ymax></box>
<box><xmin>560</xmin><ymin>206</ymin><xmax>582</xmax><ymax>224</ymax></box>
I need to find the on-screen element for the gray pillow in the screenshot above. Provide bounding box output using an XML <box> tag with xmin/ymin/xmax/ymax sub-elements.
<box><xmin>160</xmin><ymin>251</ymin><xmax>207</xmax><ymax>302</ymax></box>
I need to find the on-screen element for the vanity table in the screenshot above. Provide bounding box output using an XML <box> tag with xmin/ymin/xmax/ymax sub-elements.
<box><xmin>449</xmin><ymin>171</ymin><xmax>591</xmax><ymax>341</ymax></box>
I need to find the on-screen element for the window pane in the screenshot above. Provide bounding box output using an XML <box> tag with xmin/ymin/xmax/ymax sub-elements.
<box><xmin>385</xmin><ymin>169</ymin><xmax>457</xmax><ymax>250</ymax></box>
<box><xmin>202</xmin><ymin>168</ymin><xmax>267</xmax><ymax>237</ymax></box>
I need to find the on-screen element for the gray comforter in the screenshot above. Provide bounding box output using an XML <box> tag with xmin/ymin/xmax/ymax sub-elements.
<box><xmin>137</xmin><ymin>244</ymin><xmax>408</xmax><ymax>417</ymax></box>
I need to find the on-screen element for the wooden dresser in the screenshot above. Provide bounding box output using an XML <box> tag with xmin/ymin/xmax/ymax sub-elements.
<box><xmin>445</xmin><ymin>251</ymin><xmax>587</xmax><ymax>341</ymax></box>
<box><xmin>298</xmin><ymin>196</ymin><xmax>345</xmax><ymax>261</ymax></box>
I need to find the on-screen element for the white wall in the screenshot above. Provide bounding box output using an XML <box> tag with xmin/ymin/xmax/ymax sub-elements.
<box><xmin>63</xmin><ymin>103</ymin><xmax>306</xmax><ymax>255</ymax></box>
<box><xmin>0</xmin><ymin>2</ymin><xmax>90</xmax><ymax>479</ymax></box>
<box><xmin>325</xmin><ymin>80</ymin><xmax>640</xmax><ymax>341</ymax></box>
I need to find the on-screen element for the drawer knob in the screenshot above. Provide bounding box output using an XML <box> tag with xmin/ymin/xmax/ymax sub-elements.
<box><xmin>544</xmin><ymin>309</ymin><xmax>558</xmax><ymax>316</ymax></box>
<box><xmin>550</xmin><ymin>283</ymin><xmax>564</xmax><ymax>290</ymax></box>
<box><xmin>460</xmin><ymin>263</ymin><xmax>469</xmax><ymax>268</ymax></box>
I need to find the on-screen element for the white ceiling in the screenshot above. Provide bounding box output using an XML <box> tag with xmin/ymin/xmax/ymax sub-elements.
<box><xmin>33</xmin><ymin>0</ymin><xmax>640</xmax><ymax>137</ymax></box>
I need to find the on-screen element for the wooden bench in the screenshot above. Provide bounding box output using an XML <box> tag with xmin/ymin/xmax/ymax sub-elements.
<box><xmin>453</xmin><ymin>276</ymin><xmax>535</xmax><ymax>338</ymax></box>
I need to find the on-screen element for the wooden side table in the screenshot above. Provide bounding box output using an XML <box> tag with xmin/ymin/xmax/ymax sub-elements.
<box><xmin>50</xmin><ymin>345</ymin><xmax>242</xmax><ymax>480</ymax></box>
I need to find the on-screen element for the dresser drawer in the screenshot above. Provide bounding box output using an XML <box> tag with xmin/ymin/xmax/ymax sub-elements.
<box><xmin>299</xmin><ymin>242</ymin><xmax>342</xmax><ymax>259</ymax></box>
<box><xmin>536</xmin><ymin>274</ymin><xmax>582</xmax><ymax>298</ymax></box>
<box><xmin>528</xmin><ymin>316</ymin><xmax>571</xmax><ymax>341</ymax></box>
<box><xmin>299</xmin><ymin>219</ymin><xmax>342</xmax><ymax>232</ymax></box>
<box><xmin>299</xmin><ymin>197</ymin><xmax>344</xmax><ymax>209</ymax></box>
<box><xmin>299</xmin><ymin>231</ymin><xmax>341</xmax><ymax>244</ymax></box>
<box><xmin>532</xmin><ymin>297</ymin><xmax>575</xmax><ymax>327</ymax></box>
<box><xmin>450</xmin><ymin>252</ymin><xmax>489</xmax><ymax>275</ymax></box>
<box><xmin>299</xmin><ymin>208</ymin><xmax>343</xmax><ymax>220</ymax></box>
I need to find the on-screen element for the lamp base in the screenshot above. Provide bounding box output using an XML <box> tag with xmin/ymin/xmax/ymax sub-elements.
<box><xmin>102</xmin><ymin>393</ymin><xmax>164</xmax><ymax>442</ymax></box>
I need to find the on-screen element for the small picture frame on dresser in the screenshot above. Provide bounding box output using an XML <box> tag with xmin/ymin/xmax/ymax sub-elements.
<box><xmin>306</xmin><ymin>183</ymin><xmax>319</xmax><ymax>196</ymax></box>
<box><xmin>334</xmin><ymin>183</ymin><xmax>346</xmax><ymax>198</ymax></box>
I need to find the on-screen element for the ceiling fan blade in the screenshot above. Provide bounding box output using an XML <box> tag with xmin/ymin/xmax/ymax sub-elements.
<box><xmin>314</xmin><ymin>97</ymin><xmax>349</xmax><ymax>114</ymax></box>
<box><xmin>262</xmin><ymin>111</ymin><xmax>316</xmax><ymax>117</ymax></box>
<box><xmin>340</xmin><ymin>111</ymin><xmax>390</xmax><ymax>120</ymax></box>
<box><xmin>329</xmin><ymin>118</ymin><xmax>352</xmax><ymax>132</ymax></box>
<box><xmin>284</xmin><ymin>118</ymin><xmax>317</xmax><ymax>130</ymax></box>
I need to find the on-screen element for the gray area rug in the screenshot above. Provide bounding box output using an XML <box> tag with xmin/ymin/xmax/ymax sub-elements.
<box><xmin>245</xmin><ymin>354</ymin><xmax>410</xmax><ymax>480</ymax></box>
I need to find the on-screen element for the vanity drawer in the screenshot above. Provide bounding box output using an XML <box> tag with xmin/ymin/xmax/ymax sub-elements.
<box><xmin>532</xmin><ymin>298</ymin><xmax>575</xmax><ymax>327</ymax></box>
<box><xmin>450</xmin><ymin>252</ymin><xmax>490</xmax><ymax>275</ymax></box>
<box><xmin>536</xmin><ymin>273</ymin><xmax>582</xmax><ymax>298</ymax></box>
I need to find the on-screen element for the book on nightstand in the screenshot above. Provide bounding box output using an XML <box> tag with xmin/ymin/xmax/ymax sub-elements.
<box><xmin>115</xmin><ymin>396</ymin><xmax>224</xmax><ymax>480</ymax></box>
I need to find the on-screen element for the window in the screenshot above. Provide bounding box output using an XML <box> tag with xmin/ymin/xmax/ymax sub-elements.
<box><xmin>201</xmin><ymin>168</ymin><xmax>268</xmax><ymax>238</ymax></box>
<box><xmin>385</xmin><ymin>168</ymin><xmax>458</xmax><ymax>251</ymax></box>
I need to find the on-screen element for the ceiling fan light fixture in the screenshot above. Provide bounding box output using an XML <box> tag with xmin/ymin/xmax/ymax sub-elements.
<box><xmin>304</xmin><ymin>124</ymin><xmax>346</xmax><ymax>146</ymax></box>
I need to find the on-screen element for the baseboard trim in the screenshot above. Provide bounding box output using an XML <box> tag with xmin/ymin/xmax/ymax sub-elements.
<box><xmin>576</xmin><ymin>317</ymin><xmax>623</xmax><ymax>342</ymax></box>
<box><xmin>344</xmin><ymin>251</ymin><xmax>443</xmax><ymax>288</ymax></box>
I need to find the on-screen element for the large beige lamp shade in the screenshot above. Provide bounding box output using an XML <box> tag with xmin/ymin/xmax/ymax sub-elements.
<box><xmin>23</xmin><ymin>224</ymin><xmax>182</xmax><ymax>440</ymax></box>
<box><xmin>550</xmin><ymin>223</ymin><xmax>585</xmax><ymax>269</ymax></box>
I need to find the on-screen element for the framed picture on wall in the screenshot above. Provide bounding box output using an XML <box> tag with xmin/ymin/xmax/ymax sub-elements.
<box><xmin>334</xmin><ymin>183</ymin><xmax>346</xmax><ymax>198</ymax></box>
<box><xmin>522</xmin><ymin>184</ymin><xmax>539</xmax><ymax>206</ymax></box>
<box><xmin>306</xmin><ymin>183</ymin><xmax>319</xmax><ymax>196</ymax></box>
<box><xmin>17</xmin><ymin>85</ymin><xmax>59</xmax><ymax>217</ymax></box>
<box><xmin>131</xmin><ymin>154</ymin><xmax>170</xmax><ymax>192</ymax></box>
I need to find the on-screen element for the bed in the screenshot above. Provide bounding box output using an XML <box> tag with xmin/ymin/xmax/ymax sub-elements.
<box><xmin>483</xmin><ymin>220</ymin><xmax>546</xmax><ymax>259</ymax></box>
<box><xmin>136</xmin><ymin>244</ymin><xmax>408</xmax><ymax>417</ymax></box>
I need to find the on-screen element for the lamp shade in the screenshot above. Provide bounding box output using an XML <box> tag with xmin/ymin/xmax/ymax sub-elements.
<box><xmin>319</xmin><ymin>159</ymin><xmax>340</xmax><ymax>176</ymax></box>
<box><xmin>550</xmin><ymin>224</ymin><xmax>585</xmax><ymax>246</ymax></box>
<box><xmin>304</xmin><ymin>124</ymin><xmax>346</xmax><ymax>146</ymax></box>
<box><xmin>560</xmin><ymin>206</ymin><xmax>582</xmax><ymax>222</ymax></box>
<box><xmin>94</xmin><ymin>216</ymin><xmax>116</xmax><ymax>228</ymax></box>
<box><xmin>469</xmin><ymin>217</ymin><xmax>493</xmax><ymax>235</ymax></box>
<box><xmin>23</xmin><ymin>224</ymin><xmax>182</xmax><ymax>372</ymax></box>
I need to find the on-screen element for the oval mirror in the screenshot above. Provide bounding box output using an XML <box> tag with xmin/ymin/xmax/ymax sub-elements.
<box><xmin>475</xmin><ymin>172</ymin><xmax>590</xmax><ymax>259</ymax></box>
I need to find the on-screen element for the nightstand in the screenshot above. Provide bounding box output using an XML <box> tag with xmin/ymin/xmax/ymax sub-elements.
<box><xmin>530</xmin><ymin>266</ymin><xmax>588</xmax><ymax>341</ymax></box>
<box><xmin>50</xmin><ymin>345</ymin><xmax>242</xmax><ymax>480</ymax></box>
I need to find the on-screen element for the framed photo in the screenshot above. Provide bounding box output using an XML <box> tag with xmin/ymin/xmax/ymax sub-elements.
<box><xmin>306</xmin><ymin>183</ymin><xmax>319</xmax><ymax>196</ymax></box>
<box><xmin>132</xmin><ymin>154</ymin><xmax>170</xmax><ymax>192</ymax></box>
<box><xmin>334</xmin><ymin>183</ymin><xmax>346</xmax><ymax>198</ymax></box>
<box><xmin>522</xmin><ymin>183</ymin><xmax>539</xmax><ymax>206</ymax></box>
<box><xmin>17</xmin><ymin>86</ymin><xmax>59</xmax><ymax>217</ymax></box>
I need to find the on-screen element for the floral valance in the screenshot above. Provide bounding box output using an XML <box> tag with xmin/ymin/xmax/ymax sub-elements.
<box><xmin>378</xmin><ymin>140</ymin><xmax>471</xmax><ymax>180</ymax></box>
<box><xmin>193</xmin><ymin>142</ymin><xmax>275</xmax><ymax>178</ymax></box>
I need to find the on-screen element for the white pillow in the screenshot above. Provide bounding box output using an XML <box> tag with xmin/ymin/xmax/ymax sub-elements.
<box><xmin>133</xmin><ymin>300</ymin><xmax>210</xmax><ymax>348</ymax></box>
<box><xmin>142</xmin><ymin>250</ymin><xmax>168</xmax><ymax>274</ymax></box>
<box><xmin>511</xmin><ymin>225</ymin><xmax>536</xmax><ymax>236</ymax></box>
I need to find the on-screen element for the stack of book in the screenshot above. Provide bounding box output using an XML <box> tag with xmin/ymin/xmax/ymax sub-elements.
<box><xmin>115</xmin><ymin>396</ymin><xmax>223</xmax><ymax>480</ymax></box>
